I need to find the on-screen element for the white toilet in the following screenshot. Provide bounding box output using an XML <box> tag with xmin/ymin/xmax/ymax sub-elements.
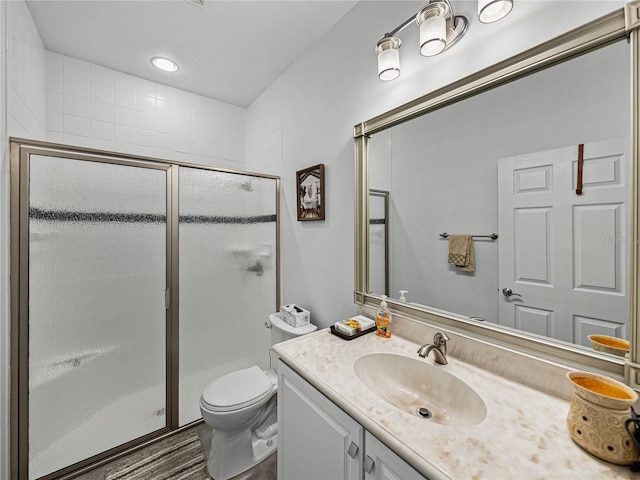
<box><xmin>200</xmin><ymin>313</ymin><xmax>317</xmax><ymax>480</ymax></box>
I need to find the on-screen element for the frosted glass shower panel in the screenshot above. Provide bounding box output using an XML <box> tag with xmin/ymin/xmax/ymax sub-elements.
<box><xmin>28</xmin><ymin>155</ymin><xmax>167</xmax><ymax>479</ymax></box>
<box><xmin>179</xmin><ymin>167</ymin><xmax>277</xmax><ymax>425</ymax></box>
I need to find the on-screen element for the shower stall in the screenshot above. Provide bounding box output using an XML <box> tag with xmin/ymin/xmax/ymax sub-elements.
<box><xmin>10</xmin><ymin>139</ymin><xmax>279</xmax><ymax>480</ymax></box>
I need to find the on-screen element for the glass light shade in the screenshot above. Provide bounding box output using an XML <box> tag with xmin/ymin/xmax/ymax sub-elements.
<box><xmin>151</xmin><ymin>56</ymin><xmax>179</xmax><ymax>72</ymax></box>
<box><xmin>378</xmin><ymin>48</ymin><xmax>400</xmax><ymax>81</ymax></box>
<box><xmin>419</xmin><ymin>15</ymin><xmax>446</xmax><ymax>57</ymax></box>
<box><xmin>478</xmin><ymin>0</ymin><xmax>513</xmax><ymax>23</ymax></box>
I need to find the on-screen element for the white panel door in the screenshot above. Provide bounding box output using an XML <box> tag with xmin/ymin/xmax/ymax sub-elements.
<box><xmin>498</xmin><ymin>139</ymin><xmax>629</xmax><ymax>345</ymax></box>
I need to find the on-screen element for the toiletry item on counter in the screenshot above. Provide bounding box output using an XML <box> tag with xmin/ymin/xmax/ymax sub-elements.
<box><xmin>398</xmin><ymin>290</ymin><xmax>408</xmax><ymax>302</ymax></box>
<box><xmin>333</xmin><ymin>315</ymin><xmax>376</xmax><ymax>337</ymax></box>
<box><xmin>376</xmin><ymin>295</ymin><xmax>391</xmax><ymax>338</ymax></box>
<box><xmin>279</xmin><ymin>304</ymin><xmax>310</xmax><ymax>327</ymax></box>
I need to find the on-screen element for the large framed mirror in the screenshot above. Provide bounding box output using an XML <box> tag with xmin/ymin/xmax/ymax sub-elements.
<box><xmin>354</xmin><ymin>3</ymin><xmax>640</xmax><ymax>383</ymax></box>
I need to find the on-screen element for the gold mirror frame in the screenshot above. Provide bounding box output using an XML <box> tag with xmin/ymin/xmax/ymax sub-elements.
<box><xmin>354</xmin><ymin>2</ymin><xmax>640</xmax><ymax>382</ymax></box>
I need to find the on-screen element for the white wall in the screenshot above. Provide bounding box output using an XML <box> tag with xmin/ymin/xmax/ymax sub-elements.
<box><xmin>246</xmin><ymin>75</ymin><xmax>282</xmax><ymax>177</ymax></box>
<box><xmin>45</xmin><ymin>51</ymin><xmax>247</xmax><ymax>169</ymax></box>
<box><xmin>253</xmin><ymin>0</ymin><xmax>630</xmax><ymax>329</ymax></box>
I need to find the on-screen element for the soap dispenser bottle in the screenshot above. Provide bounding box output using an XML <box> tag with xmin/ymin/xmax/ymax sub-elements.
<box><xmin>376</xmin><ymin>295</ymin><xmax>392</xmax><ymax>338</ymax></box>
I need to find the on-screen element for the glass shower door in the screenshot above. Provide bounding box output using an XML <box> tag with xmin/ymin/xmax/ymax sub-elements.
<box><xmin>178</xmin><ymin>167</ymin><xmax>278</xmax><ymax>425</ymax></box>
<box><xmin>27</xmin><ymin>154</ymin><xmax>169</xmax><ymax>479</ymax></box>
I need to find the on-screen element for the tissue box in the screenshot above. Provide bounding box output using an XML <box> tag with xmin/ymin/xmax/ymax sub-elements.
<box><xmin>279</xmin><ymin>304</ymin><xmax>310</xmax><ymax>328</ymax></box>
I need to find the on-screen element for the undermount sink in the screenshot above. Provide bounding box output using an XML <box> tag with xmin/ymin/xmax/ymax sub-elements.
<box><xmin>353</xmin><ymin>353</ymin><xmax>487</xmax><ymax>427</ymax></box>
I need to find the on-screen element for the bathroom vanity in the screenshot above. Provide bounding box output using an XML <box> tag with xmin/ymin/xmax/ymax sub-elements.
<box><xmin>274</xmin><ymin>323</ymin><xmax>637</xmax><ymax>480</ymax></box>
<box><xmin>278</xmin><ymin>360</ymin><xmax>424</xmax><ymax>480</ymax></box>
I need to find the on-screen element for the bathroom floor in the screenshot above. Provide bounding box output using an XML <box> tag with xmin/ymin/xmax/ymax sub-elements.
<box><xmin>74</xmin><ymin>423</ymin><xmax>277</xmax><ymax>480</ymax></box>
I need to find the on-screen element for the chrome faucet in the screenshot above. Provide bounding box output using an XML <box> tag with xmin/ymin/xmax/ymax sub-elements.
<box><xmin>417</xmin><ymin>332</ymin><xmax>450</xmax><ymax>365</ymax></box>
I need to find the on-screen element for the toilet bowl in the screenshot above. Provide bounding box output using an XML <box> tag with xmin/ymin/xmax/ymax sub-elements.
<box><xmin>200</xmin><ymin>313</ymin><xmax>317</xmax><ymax>480</ymax></box>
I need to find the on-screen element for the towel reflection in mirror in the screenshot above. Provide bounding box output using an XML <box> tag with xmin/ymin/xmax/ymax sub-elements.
<box><xmin>447</xmin><ymin>234</ymin><xmax>475</xmax><ymax>272</ymax></box>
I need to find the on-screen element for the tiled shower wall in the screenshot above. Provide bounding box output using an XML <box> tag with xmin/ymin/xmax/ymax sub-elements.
<box><xmin>3</xmin><ymin>1</ymin><xmax>48</xmax><ymax>478</ymax></box>
<box><xmin>7</xmin><ymin>0</ymin><xmax>47</xmax><ymax>140</ymax></box>
<box><xmin>45</xmin><ymin>51</ymin><xmax>247</xmax><ymax>170</ymax></box>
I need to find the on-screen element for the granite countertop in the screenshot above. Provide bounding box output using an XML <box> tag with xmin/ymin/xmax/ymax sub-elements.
<box><xmin>273</xmin><ymin>328</ymin><xmax>636</xmax><ymax>480</ymax></box>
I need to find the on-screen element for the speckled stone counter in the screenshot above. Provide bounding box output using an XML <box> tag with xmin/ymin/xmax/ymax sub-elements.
<box><xmin>273</xmin><ymin>327</ymin><xmax>637</xmax><ymax>480</ymax></box>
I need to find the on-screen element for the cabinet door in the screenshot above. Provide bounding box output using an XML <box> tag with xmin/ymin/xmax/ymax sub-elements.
<box><xmin>363</xmin><ymin>432</ymin><xmax>427</xmax><ymax>480</ymax></box>
<box><xmin>278</xmin><ymin>361</ymin><xmax>363</xmax><ymax>480</ymax></box>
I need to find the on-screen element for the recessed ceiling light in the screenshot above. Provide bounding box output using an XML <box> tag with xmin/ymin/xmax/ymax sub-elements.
<box><xmin>151</xmin><ymin>57</ymin><xmax>179</xmax><ymax>73</ymax></box>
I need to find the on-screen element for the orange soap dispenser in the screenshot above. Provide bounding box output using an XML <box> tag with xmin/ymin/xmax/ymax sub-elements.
<box><xmin>375</xmin><ymin>295</ymin><xmax>392</xmax><ymax>338</ymax></box>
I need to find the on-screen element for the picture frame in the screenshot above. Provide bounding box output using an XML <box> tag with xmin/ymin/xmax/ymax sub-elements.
<box><xmin>296</xmin><ymin>164</ymin><xmax>325</xmax><ymax>221</ymax></box>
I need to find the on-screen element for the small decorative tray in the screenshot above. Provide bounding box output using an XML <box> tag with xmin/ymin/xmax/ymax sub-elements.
<box><xmin>329</xmin><ymin>325</ymin><xmax>376</xmax><ymax>341</ymax></box>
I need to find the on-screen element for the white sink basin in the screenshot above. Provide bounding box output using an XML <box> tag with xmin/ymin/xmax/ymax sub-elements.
<box><xmin>353</xmin><ymin>353</ymin><xmax>487</xmax><ymax>426</ymax></box>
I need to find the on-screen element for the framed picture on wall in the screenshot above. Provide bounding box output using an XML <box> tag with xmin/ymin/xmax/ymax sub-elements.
<box><xmin>296</xmin><ymin>164</ymin><xmax>325</xmax><ymax>221</ymax></box>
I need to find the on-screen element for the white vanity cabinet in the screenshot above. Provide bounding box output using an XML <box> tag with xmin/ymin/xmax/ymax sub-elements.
<box><xmin>278</xmin><ymin>360</ymin><xmax>428</xmax><ymax>480</ymax></box>
<box><xmin>363</xmin><ymin>431</ymin><xmax>425</xmax><ymax>480</ymax></box>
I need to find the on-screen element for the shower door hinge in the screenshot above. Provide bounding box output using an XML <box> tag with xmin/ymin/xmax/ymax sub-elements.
<box><xmin>165</xmin><ymin>289</ymin><xmax>171</xmax><ymax>309</ymax></box>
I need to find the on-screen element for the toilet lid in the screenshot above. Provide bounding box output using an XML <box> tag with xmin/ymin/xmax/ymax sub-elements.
<box><xmin>202</xmin><ymin>366</ymin><xmax>273</xmax><ymax>412</ymax></box>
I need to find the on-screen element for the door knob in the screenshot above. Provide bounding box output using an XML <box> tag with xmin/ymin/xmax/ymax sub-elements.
<box><xmin>502</xmin><ymin>287</ymin><xmax>522</xmax><ymax>298</ymax></box>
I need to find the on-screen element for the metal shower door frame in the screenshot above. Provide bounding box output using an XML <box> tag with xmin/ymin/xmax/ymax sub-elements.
<box><xmin>9</xmin><ymin>138</ymin><xmax>281</xmax><ymax>480</ymax></box>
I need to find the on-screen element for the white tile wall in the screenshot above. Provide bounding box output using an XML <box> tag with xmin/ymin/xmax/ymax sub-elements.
<box><xmin>46</xmin><ymin>52</ymin><xmax>247</xmax><ymax>169</ymax></box>
<box><xmin>246</xmin><ymin>76</ymin><xmax>282</xmax><ymax>176</ymax></box>
<box><xmin>6</xmin><ymin>0</ymin><xmax>46</xmax><ymax>139</ymax></box>
<box><xmin>3</xmin><ymin>2</ymin><xmax>47</xmax><ymax>478</ymax></box>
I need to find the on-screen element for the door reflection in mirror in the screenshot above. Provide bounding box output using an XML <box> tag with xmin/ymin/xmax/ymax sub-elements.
<box><xmin>368</xmin><ymin>39</ymin><xmax>630</xmax><ymax>352</ymax></box>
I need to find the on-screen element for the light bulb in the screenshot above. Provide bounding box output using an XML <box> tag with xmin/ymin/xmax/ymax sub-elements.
<box><xmin>419</xmin><ymin>15</ymin><xmax>446</xmax><ymax>57</ymax></box>
<box><xmin>478</xmin><ymin>0</ymin><xmax>513</xmax><ymax>24</ymax></box>
<box><xmin>378</xmin><ymin>48</ymin><xmax>400</xmax><ymax>81</ymax></box>
<box><xmin>151</xmin><ymin>57</ymin><xmax>179</xmax><ymax>72</ymax></box>
<box><xmin>376</xmin><ymin>37</ymin><xmax>401</xmax><ymax>81</ymax></box>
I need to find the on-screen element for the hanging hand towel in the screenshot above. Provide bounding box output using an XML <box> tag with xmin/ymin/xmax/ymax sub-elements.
<box><xmin>447</xmin><ymin>234</ymin><xmax>475</xmax><ymax>272</ymax></box>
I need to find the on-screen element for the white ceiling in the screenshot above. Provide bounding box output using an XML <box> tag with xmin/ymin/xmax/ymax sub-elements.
<box><xmin>25</xmin><ymin>0</ymin><xmax>359</xmax><ymax>107</ymax></box>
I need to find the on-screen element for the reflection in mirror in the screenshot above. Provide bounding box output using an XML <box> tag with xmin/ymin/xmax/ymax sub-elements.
<box><xmin>368</xmin><ymin>39</ymin><xmax>630</xmax><ymax>358</ymax></box>
<box><xmin>369</xmin><ymin>189</ymin><xmax>389</xmax><ymax>296</ymax></box>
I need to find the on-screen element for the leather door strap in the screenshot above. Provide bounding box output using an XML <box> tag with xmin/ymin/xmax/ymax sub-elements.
<box><xmin>576</xmin><ymin>143</ymin><xmax>584</xmax><ymax>195</ymax></box>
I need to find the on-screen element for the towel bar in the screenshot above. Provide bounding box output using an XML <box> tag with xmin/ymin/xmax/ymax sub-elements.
<box><xmin>439</xmin><ymin>232</ymin><xmax>498</xmax><ymax>240</ymax></box>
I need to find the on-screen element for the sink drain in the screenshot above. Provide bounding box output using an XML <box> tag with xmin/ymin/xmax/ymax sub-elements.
<box><xmin>416</xmin><ymin>407</ymin><xmax>432</xmax><ymax>419</ymax></box>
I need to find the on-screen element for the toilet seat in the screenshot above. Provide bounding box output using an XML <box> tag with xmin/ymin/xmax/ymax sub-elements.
<box><xmin>202</xmin><ymin>366</ymin><xmax>274</xmax><ymax>412</ymax></box>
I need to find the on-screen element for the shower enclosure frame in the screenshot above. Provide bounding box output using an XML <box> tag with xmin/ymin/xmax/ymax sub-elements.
<box><xmin>9</xmin><ymin>138</ymin><xmax>281</xmax><ymax>480</ymax></box>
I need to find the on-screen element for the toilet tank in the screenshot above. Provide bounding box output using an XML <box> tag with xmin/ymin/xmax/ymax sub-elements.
<box><xmin>268</xmin><ymin>313</ymin><xmax>317</xmax><ymax>344</ymax></box>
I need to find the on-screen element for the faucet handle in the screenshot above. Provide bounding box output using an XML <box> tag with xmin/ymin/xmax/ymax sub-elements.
<box><xmin>433</xmin><ymin>331</ymin><xmax>450</xmax><ymax>345</ymax></box>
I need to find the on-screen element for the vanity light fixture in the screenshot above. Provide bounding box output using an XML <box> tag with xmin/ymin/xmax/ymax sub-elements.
<box><xmin>416</xmin><ymin>1</ymin><xmax>467</xmax><ymax>57</ymax></box>
<box><xmin>151</xmin><ymin>56</ymin><xmax>179</xmax><ymax>73</ymax></box>
<box><xmin>478</xmin><ymin>0</ymin><xmax>513</xmax><ymax>24</ymax></box>
<box><xmin>376</xmin><ymin>37</ymin><xmax>402</xmax><ymax>81</ymax></box>
<box><xmin>376</xmin><ymin>0</ymin><xmax>513</xmax><ymax>81</ymax></box>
